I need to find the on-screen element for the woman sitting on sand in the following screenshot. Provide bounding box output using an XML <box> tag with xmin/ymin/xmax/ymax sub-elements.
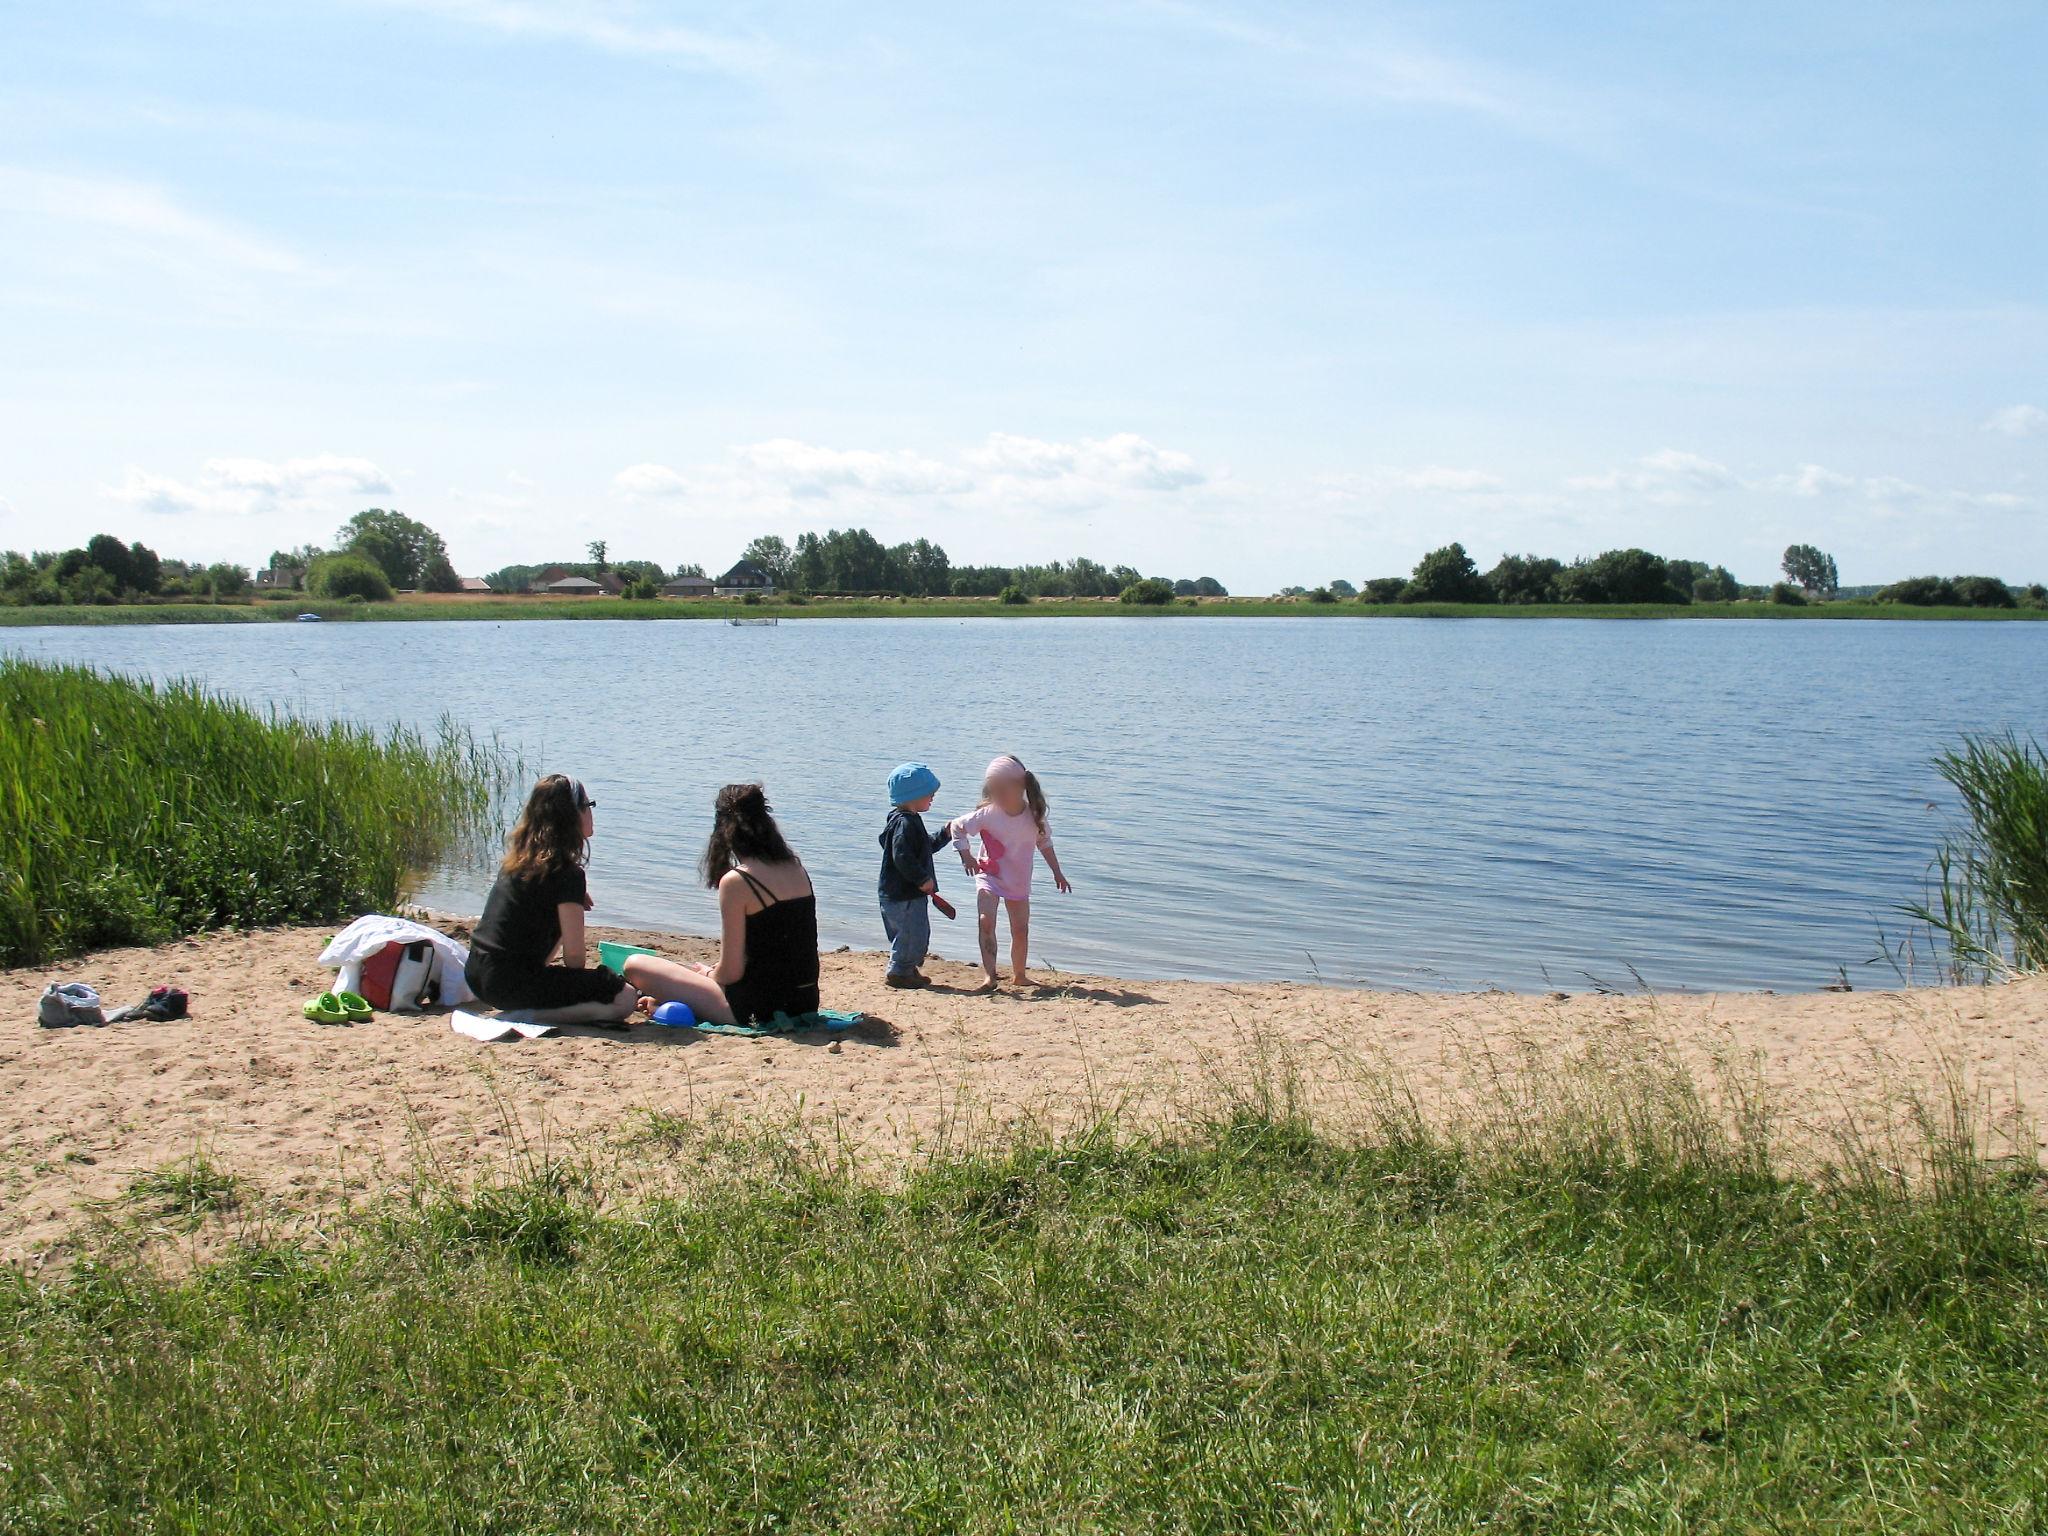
<box><xmin>464</xmin><ymin>774</ymin><xmax>640</xmax><ymax>1025</ymax></box>
<box><xmin>624</xmin><ymin>784</ymin><xmax>821</xmax><ymax>1027</ymax></box>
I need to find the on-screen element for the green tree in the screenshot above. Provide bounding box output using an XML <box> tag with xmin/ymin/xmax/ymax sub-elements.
<box><xmin>1118</xmin><ymin>577</ymin><xmax>1174</xmax><ymax>606</ymax></box>
<box><xmin>420</xmin><ymin>552</ymin><xmax>461</xmax><ymax>593</ymax></box>
<box><xmin>741</xmin><ymin>536</ymin><xmax>795</xmax><ymax>588</ymax></box>
<box><xmin>1328</xmin><ymin>578</ymin><xmax>1357</xmax><ymax>598</ymax></box>
<box><xmin>201</xmin><ymin>562</ymin><xmax>250</xmax><ymax>602</ymax></box>
<box><xmin>1781</xmin><ymin>544</ymin><xmax>1839</xmax><ymax>597</ymax></box>
<box><xmin>306</xmin><ymin>552</ymin><xmax>395</xmax><ymax>602</ymax></box>
<box><xmin>1691</xmin><ymin>566</ymin><xmax>1742</xmax><ymax>602</ymax></box>
<box><xmin>1360</xmin><ymin>577</ymin><xmax>1405</xmax><ymax>603</ymax></box>
<box><xmin>1485</xmin><ymin>554</ymin><xmax>1562</xmax><ymax>604</ymax></box>
<box><xmin>673</xmin><ymin>562</ymin><xmax>706</xmax><ymax>579</ymax></box>
<box><xmin>586</xmin><ymin>540</ymin><xmax>609</xmax><ymax>571</ymax></box>
<box><xmin>1876</xmin><ymin>576</ymin><xmax>1956</xmax><ymax>606</ymax></box>
<box><xmin>898</xmin><ymin>538</ymin><xmax>951</xmax><ymax>596</ymax></box>
<box><xmin>84</xmin><ymin>534</ymin><xmax>139</xmax><ymax>593</ymax></box>
<box><xmin>337</xmin><ymin>509</ymin><xmax>452</xmax><ymax>590</ymax></box>
<box><xmin>792</xmin><ymin>534</ymin><xmax>828</xmax><ymax>592</ymax></box>
<box><xmin>1951</xmin><ymin>576</ymin><xmax>2017</xmax><ymax>609</ymax></box>
<box><xmin>1555</xmin><ymin>549</ymin><xmax>1683</xmax><ymax>604</ymax></box>
<box><xmin>1401</xmin><ymin>542</ymin><xmax>1491</xmax><ymax>603</ymax></box>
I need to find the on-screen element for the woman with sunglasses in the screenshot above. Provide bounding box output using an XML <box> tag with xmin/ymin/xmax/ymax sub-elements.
<box><xmin>463</xmin><ymin>773</ymin><xmax>639</xmax><ymax>1024</ymax></box>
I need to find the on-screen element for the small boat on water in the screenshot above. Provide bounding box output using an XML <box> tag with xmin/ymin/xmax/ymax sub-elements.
<box><xmin>728</xmin><ymin>616</ymin><xmax>779</xmax><ymax>626</ymax></box>
<box><xmin>296</xmin><ymin>612</ymin><xmax>323</xmax><ymax>622</ymax></box>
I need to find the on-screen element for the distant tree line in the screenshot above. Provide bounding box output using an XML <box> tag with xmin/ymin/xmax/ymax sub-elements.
<box><xmin>1303</xmin><ymin>541</ymin><xmax>2041</xmax><ymax>610</ymax></box>
<box><xmin>1315</xmin><ymin>543</ymin><xmax>1752</xmax><ymax>607</ymax></box>
<box><xmin>733</xmin><ymin>530</ymin><xmax>1226</xmax><ymax>600</ymax></box>
<box><xmin>1</xmin><ymin>535</ymin><xmax>251</xmax><ymax>607</ymax></box>
<box><xmin>1875</xmin><ymin>575</ymin><xmax>2045</xmax><ymax>609</ymax></box>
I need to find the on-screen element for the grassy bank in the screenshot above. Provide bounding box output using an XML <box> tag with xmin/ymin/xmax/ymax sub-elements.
<box><xmin>0</xmin><ymin>658</ymin><xmax>503</xmax><ymax>966</ymax></box>
<box><xmin>4</xmin><ymin>1101</ymin><xmax>2043</xmax><ymax>1532</ymax></box>
<box><xmin>5</xmin><ymin>594</ymin><xmax>2047</xmax><ymax>625</ymax></box>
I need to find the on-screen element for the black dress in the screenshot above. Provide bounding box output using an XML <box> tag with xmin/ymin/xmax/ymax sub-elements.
<box><xmin>464</xmin><ymin>861</ymin><xmax>622</xmax><ymax>1011</ymax></box>
<box><xmin>722</xmin><ymin>867</ymin><xmax>822</xmax><ymax>1023</ymax></box>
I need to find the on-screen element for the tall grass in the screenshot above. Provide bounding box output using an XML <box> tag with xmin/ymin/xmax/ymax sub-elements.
<box><xmin>2</xmin><ymin>1095</ymin><xmax>2043</xmax><ymax>1532</ymax></box>
<box><xmin>0</xmin><ymin>657</ymin><xmax>506</xmax><ymax>966</ymax></box>
<box><xmin>1907</xmin><ymin>731</ymin><xmax>2048</xmax><ymax>980</ymax></box>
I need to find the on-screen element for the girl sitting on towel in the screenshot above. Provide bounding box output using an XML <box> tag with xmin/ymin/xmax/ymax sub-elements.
<box><xmin>624</xmin><ymin>783</ymin><xmax>822</xmax><ymax>1026</ymax></box>
<box><xmin>949</xmin><ymin>754</ymin><xmax>1072</xmax><ymax>990</ymax></box>
<box><xmin>464</xmin><ymin>774</ymin><xmax>640</xmax><ymax>1025</ymax></box>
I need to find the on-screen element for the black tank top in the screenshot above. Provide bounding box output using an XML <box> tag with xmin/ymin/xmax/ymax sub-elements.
<box><xmin>727</xmin><ymin>867</ymin><xmax>821</xmax><ymax>1022</ymax></box>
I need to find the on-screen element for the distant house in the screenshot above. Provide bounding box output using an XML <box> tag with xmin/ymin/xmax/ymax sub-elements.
<box><xmin>662</xmin><ymin>574</ymin><xmax>714</xmax><ymax>597</ymax></box>
<box><xmin>529</xmin><ymin>565</ymin><xmax>624</xmax><ymax>595</ymax></box>
<box><xmin>458</xmin><ymin>576</ymin><xmax>493</xmax><ymax>593</ymax></box>
<box><xmin>544</xmin><ymin>576</ymin><xmax>608</xmax><ymax>597</ymax></box>
<box><xmin>255</xmin><ymin>561</ymin><xmax>305</xmax><ymax>591</ymax></box>
<box><xmin>714</xmin><ymin>560</ymin><xmax>775</xmax><ymax>596</ymax></box>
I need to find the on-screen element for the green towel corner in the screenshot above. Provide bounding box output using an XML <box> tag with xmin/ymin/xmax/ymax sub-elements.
<box><xmin>692</xmin><ymin>1008</ymin><xmax>864</xmax><ymax>1038</ymax></box>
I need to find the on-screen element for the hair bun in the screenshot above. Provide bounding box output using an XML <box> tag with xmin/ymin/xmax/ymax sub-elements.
<box><xmin>720</xmin><ymin>782</ymin><xmax>769</xmax><ymax>813</ymax></box>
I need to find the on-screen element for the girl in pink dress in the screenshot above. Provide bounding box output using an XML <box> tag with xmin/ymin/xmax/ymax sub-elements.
<box><xmin>949</xmin><ymin>754</ymin><xmax>1073</xmax><ymax>990</ymax></box>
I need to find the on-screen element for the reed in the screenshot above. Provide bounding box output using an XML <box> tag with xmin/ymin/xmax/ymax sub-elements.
<box><xmin>0</xmin><ymin>657</ymin><xmax>506</xmax><ymax>966</ymax></box>
<box><xmin>1907</xmin><ymin>731</ymin><xmax>2048</xmax><ymax>980</ymax></box>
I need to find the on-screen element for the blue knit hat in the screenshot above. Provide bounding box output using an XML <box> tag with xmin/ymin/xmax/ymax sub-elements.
<box><xmin>887</xmin><ymin>762</ymin><xmax>940</xmax><ymax>805</ymax></box>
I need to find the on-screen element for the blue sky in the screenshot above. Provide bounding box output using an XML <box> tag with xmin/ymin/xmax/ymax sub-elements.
<box><xmin>2</xmin><ymin>1</ymin><xmax>2043</xmax><ymax>589</ymax></box>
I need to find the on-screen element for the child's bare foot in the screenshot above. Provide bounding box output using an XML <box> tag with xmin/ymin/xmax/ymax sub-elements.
<box><xmin>1012</xmin><ymin>971</ymin><xmax>1036</xmax><ymax>988</ymax></box>
<box><xmin>970</xmin><ymin>975</ymin><xmax>1001</xmax><ymax>994</ymax></box>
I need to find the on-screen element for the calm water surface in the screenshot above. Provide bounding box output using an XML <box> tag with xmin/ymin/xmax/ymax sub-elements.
<box><xmin>7</xmin><ymin>616</ymin><xmax>2040</xmax><ymax>992</ymax></box>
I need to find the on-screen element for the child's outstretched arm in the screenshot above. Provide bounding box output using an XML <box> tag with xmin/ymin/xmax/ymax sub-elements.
<box><xmin>1037</xmin><ymin>824</ymin><xmax>1072</xmax><ymax>894</ymax></box>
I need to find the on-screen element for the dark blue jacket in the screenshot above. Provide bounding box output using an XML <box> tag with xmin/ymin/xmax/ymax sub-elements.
<box><xmin>878</xmin><ymin>808</ymin><xmax>950</xmax><ymax>903</ymax></box>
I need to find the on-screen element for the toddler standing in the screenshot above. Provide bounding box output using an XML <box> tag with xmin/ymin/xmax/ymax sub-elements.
<box><xmin>878</xmin><ymin>762</ymin><xmax>956</xmax><ymax>989</ymax></box>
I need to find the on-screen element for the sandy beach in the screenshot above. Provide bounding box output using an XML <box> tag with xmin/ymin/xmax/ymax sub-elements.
<box><xmin>3</xmin><ymin>920</ymin><xmax>2043</xmax><ymax>1270</ymax></box>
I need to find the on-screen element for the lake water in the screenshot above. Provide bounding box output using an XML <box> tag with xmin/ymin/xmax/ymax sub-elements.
<box><xmin>6</xmin><ymin>616</ymin><xmax>2039</xmax><ymax>992</ymax></box>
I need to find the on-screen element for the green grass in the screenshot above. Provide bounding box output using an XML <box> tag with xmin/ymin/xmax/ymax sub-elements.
<box><xmin>0</xmin><ymin>658</ymin><xmax>507</xmax><ymax>966</ymax></box>
<box><xmin>122</xmin><ymin>1155</ymin><xmax>245</xmax><ymax>1228</ymax></box>
<box><xmin>4</xmin><ymin>595</ymin><xmax>2045</xmax><ymax>625</ymax></box>
<box><xmin>4</xmin><ymin>1103</ymin><xmax>2043</xmax><ymax>1532</ymax></box>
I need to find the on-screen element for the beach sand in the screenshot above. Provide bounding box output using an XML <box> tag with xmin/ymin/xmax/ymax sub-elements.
<box><xmin>3</xmin><ymin>920</ymin><xmax>2043</xmax><ymax>1270</ymax></box>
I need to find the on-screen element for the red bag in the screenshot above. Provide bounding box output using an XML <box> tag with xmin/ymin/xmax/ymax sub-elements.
<box><xmin>357</xmin><ymin>942</ymin><xmax>404</xmax><ymax>1009</ymax></box>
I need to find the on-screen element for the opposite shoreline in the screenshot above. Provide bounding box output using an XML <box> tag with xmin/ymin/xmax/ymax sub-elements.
<box><xmin>6</xmin><ymin>595</ymin><xmax>2048</xmax><ymax>626</ymax></box>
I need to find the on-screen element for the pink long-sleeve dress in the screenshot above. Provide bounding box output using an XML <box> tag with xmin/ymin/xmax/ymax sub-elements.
<box><xmin>950</xmin><ymin>803</ymin><xmax>1054</xmax><ymax>902</ymax></box>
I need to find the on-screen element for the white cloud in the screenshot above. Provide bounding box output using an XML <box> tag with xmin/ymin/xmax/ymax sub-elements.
<box><xmin>613</xmin><ymin>463</ymin><xmax>692</xmax><ymax>499</ymax></box>
<box><xmin>1565</xmin><ymin>448</ymin><xmax>1734</xmax><ymax>500</ymax></box>
<box><xmin>0</xmin><ymin>165</ymin><xmax>304</xmax><ymax>276</ymax></box>
<box><xmin>1984</xmin><ymin>403</ymin><xmax>2048</xmax><ymax>438</ymax></box>
<box><xmin>615</xmin><ymin>432</ymin><xmax>1205</xmax><ymax>512</ymax></box>
<box><xmin>108</xmin><ymin>455</ymin><xmax>392</xmax><ymax>518</ymax></box>
<box><xmin>349</xmin><ymin>0</ymin><xmax>772</xmax><ymax>72</ymax></box>
<box><xmin>969</xmin><ymin>432</ymin><xmax>1204</xmax><ymax>491</ymax></box>
<box><xmin>728</xmin><ymin>439</ymin><xmax>971</xmax><ymax>498</ymax></box>
<box><xmin>1773</xmin><ymin>463</ymin><xmax>1859</xmax><ymax>498</ymax></box>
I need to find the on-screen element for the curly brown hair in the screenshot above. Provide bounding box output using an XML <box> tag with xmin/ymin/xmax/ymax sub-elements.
<box><xmin>700</xmin><ymin>783</ymin><xmax>798</xmax><ymax>888</ymax></box>
<box><xmin>500</xmin><ymin>774</ymin><xmax>591</xmax><ymax>881</ymax></box>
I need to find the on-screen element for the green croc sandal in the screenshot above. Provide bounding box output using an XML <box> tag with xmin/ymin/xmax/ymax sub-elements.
<box><xmin>335</xmin><ymin>991</ymin><xmax>373</xmax><ymax>1023</ymax></box>
<box><xmin>302</xmin><ymin>992</ymin><xmax>350</xmax><ymax>1025</ymax></box>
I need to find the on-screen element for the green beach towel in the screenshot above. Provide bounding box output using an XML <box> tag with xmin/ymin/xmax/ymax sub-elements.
<box><xmin>692</xmin><ymin>1008</ymin><xmax>865</xmax><ymax>1038</ymax></box>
